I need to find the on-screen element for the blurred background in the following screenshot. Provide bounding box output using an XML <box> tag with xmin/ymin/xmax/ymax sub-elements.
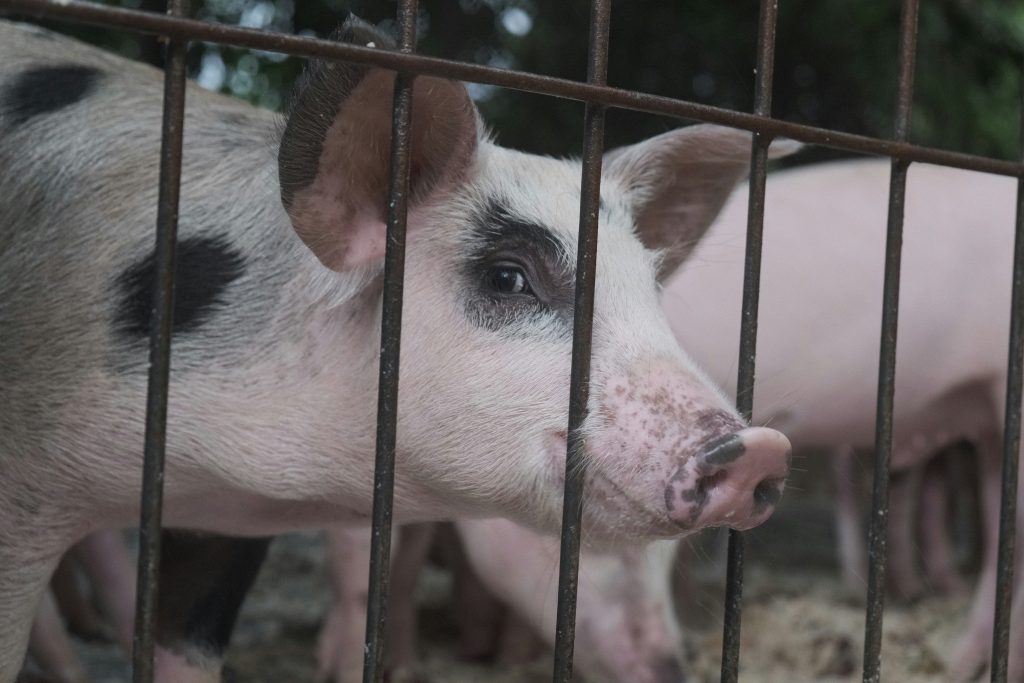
<box><xmin>15</xmin><ymin>0</ymin><xmax>1024</xmax><ymax>162</ymax></box>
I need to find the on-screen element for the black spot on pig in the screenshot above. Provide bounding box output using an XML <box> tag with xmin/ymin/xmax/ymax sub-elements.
<box><xmin>462</xmin><ymin>199</ymin><xmax>575</xmax><ymax>336</ymax></box>
<box><xmin>115</xmin><ymin>236</ymin><xmax>246</xmax><ymax>339</ymax></box>
<box><xmin>4</xmin><ymin>64</ymin><xmax>101</xmax><ymax>125</ymax></box>
<box><xmin>157</xmin><ymin>533</ymin><xmax>271</xmax><ymax>659</ymax></box>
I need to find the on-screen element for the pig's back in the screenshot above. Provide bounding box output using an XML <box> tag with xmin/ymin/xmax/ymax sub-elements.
<box><xmin>0</xmin><ymin>21</ymin><xmax>309</xmax><ymax>465</ymax></box>
<box><xmin>663</xmin><ymin>158</ymin><xmax>1017</xmax><ymax>447</ymax></box>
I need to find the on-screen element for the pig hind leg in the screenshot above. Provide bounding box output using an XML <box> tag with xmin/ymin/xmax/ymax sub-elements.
<box><xmin>49</xmin><ymin>552</ymin><xmax>113</xmax><ymax>644</ymax></box>
<box><xmin>386</xmin><ymin>524</ymin><xmax>436</xmax><ymax>678</ymax></box>
<box><xmin>886</xmin><ymin>468</ymin><xmax>925</xmax><ymax>603</ymax></box>
<box><xmin>918</xmin><ymin>452</ymin><xmax>966</xmax><ymax>596</ymax></box>
<box><xmin>951</xmin><ymin>428</ymin><xmax>1002</xmax><ymax>682</ymax></box>
<box><xmin>73</xmin><ymin>530</ymin><xmax>137</xmax><ymax>651</ymax></box>
<box><xmin>154</xmin><ymin>532</ymin><xmax>271</xmax><ymax>682</ymax></box>
<box><xmin>832</xmin><ymin>444</ymin><xmax>868</xmax><ymax>599</ymax></box>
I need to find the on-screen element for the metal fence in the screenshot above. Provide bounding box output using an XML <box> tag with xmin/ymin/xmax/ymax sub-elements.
<box><xmin>2</xmin><ymin>0</ymin><xmax>1022</xmax><ymax>681</ymax></box>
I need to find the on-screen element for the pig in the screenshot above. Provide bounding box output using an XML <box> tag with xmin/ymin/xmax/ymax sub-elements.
<box><xmin>0</xmin><ymin>16</ymin><xmax>793</xmax><ymax>682</ymax></box>
<box><xmin>321</xmin><ymin>156</ymin><xmax>1018</xmax><ymax>682</ymax></box>
<box><xmin>834</xmin><ymin>441</ymin><xmax>970</xmax><ymax>603</ymax></box>
<box><xmin>319</xmin><ymin>521</ymin><xmax>686</xmax><ymax>683</ymax></box>
<box><xmin>661</xmin><ymin>158</ymin><xmax>1020</xmax><ymax>681</ymax></box>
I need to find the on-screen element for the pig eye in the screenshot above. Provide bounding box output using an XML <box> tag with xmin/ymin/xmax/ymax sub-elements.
<box><xmin>487</xmin><ymin>263</ymin><xmax>532</xmax><ymax>295</ymax></box>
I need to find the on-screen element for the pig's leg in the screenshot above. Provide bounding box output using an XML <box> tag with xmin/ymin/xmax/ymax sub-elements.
<box><xmin>50</xmin><ymin>551</ymin><xmax>113</xmax><ymax>644</ymax></box>
<box><xmin>25</xmin><ymin>590</ymin><xmax>88</xmax><ymax>683</ymax></box>
<box><xmin>918</xmin><ymin>456</ymin><xmax>965</xmax><ymax>596</ymax></box>
<box><xmin>74</xmin><ymin>530</ymin><xmax>136</xmax><ymax>651</ymax></box>
<box><xmin>951</xmin><ymin>430</ymin><xmax>1002</xmax><ymax>682</ymax></box>
<box><xmin>435</xmin><ymin>525</ymin><xmax>505</xmax><ymax>661</ymax></box>
<box><xmin>318</xmin><ymin>526</ymin><xmax>372</xmax><ymax>683</ymax></box>
<box><xmin>832</xmin><ymin>444</ymin><xmax>867</xmax><ymax>598</ymax></box>
<box><xmin>886</xmin><ymin>468</ymin><xmax>924</xmax><ymax>603</ymax></box>
<box><xmin>0</xmin><ymin>532</ymin><xmax>67</xmax><ymax>683</ymax></box>
<box><xmin>386</xmin><ymin>524</ymin><xmax>435</xmax><ymax>677</ymax></box>
<box><xmin>154</xmin><ymin>532</ymin><xmax>271</xmax><ymax>683</ymax></box>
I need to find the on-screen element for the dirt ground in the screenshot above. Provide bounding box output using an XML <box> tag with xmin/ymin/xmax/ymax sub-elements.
<box><xmin>66</xmin><ymin>454</ymin><xmax>977</xmax><ymax>683</ymax></box>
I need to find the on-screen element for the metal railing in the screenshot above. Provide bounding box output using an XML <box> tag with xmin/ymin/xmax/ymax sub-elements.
<box><xmin>2</xmin><ymin>1</ymin><xmax>1022</xmax><ymax>681</ymax></box>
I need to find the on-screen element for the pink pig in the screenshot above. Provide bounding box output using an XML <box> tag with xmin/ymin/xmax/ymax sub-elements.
<box><xmin>664</xmin><ymin>157</ymin><xmax>1020</xmax><ymax>681</ymax></box>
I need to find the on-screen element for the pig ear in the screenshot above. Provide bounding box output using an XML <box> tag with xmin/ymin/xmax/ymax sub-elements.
<box><xmin>278</xmin><ymin>16</ymin><xmax>479</xmax><ymax>272</ymax></box>
<box><xmin>604</xmin><ymin>124</ymin><xmax>800</xmax><ymax>278</ymax></box>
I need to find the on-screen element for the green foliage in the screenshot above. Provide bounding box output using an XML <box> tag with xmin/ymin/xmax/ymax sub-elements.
<box><xmin>12</xmin><ymin>0</ymin><xmax>1021</xmax><ymax>160</ymax></box>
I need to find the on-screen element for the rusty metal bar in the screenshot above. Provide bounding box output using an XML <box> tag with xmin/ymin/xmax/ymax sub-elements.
<box><xmin>551</xmin><ymin>0</ymin><xmax>610</xmax><ymax>681</ymax></box>
<box><xmin>721</xmin><ymin>1</ymin><xmax>778</xmax><ymax>680</ymax></box>
<box><xmin>862</xmin><ymin>1</ymin><xmax>920</xmax><ymax>681</ymax></box>
<box><xmin>361</xmin><ymin>2</ymin><xmax>418</xmax><ymax>683</ymax></box>
<box><xmin>3</xmin><ymin>0</ymin><xmax>1023</xmax><ymax>178</ymax></box>
<box><xmin>131</xmin><ymin>1</ymin><xmax>189</xmax><ymax>681</ymax></box>
<box><xmin>990</xmin><ymin>57</ymin><xmax>1024</xmax><ymax>683</ymax></box>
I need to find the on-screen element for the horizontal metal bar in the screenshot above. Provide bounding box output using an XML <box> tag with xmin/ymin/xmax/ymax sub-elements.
<box><xmin>360</xmin><ymin>2</ymin><xmax>418</xmax><ymax>683</ymax></box>
<box><xmin>3</xmin><ymin>0</ymin><xmax>1023</xmax><ymax>178</ymax></box>
<box><xmin>131</xmin><ymin>0</ymin><xmax>189</xmax><ymax>681</ymax></box>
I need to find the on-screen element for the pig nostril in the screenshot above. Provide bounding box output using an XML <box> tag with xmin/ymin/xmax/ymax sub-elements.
<box><xmin>753</xmin><ymin>478</ymin><xmax>783</xmax><ymax>512</ymax></box>
<box><xmin>698</xmin><ymin>433</ymin><xmax>745</xmax><ymax>466</ymax></box>
<box><xmin>694</xmin><ymin>470</ymin><xmax>727</xmax><ymax>503</ymax></box>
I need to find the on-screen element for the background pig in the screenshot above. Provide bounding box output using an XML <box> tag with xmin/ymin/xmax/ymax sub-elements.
<box><xmin>317</xmin><ymin>525</ymin><xmax>435</xmax><ymax>683</ymax></box>
<box><xmin>833</xmin><ymin>442</ymin><xmax>971</xmax><ymax>603</ymax></box>
<box><xmin>0</xmin><ymin>17</ymin><xmax>792</xmax><ymax>681</ymax></box>
<box><xmin>319</xmin><ymin>521</ymin><xmax>686</xmax><ymax>683</ymax></box>
<box><xmin>662</xmin><ymin>158</ymin><xmax>1019</xmax><ymax>681</ymax></box>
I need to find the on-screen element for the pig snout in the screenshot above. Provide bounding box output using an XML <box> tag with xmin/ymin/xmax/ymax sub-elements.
<box><xmin>596</xmin><ymin>361</ymin><xmax>790</xmax><ymax>536</ymax></box>
<box><xmin>664</xmin><ymin>427</ymin><xmax>790</xmax><ymax>531</ymax></box>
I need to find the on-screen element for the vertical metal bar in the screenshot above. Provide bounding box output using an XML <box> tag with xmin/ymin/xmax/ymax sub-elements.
<box><xmin>721</xmin><ymin>2</ymin><xmax>778</xmax><ymax>680</ymax></box>
<box><xmin>551</xmin><ymin>0</ymin><xmax>611</xmax><ymax>681</ymax></box>
<box><xmin>862</xmin><ymin>1</ymin><xmax>919</xmax><ymax>681</ymax></box>
<box><xmin>990</xmin><ymin>59</ymin><xmax>1024</xmax><ymax>683</ymax></box>
<box><xmin>131</xmin><ymin>1</ymin><xmax>190</xmax><ymax>681</ymax></box>
<box><xmin>361</xmin><ymin>2</ymin><xmax>418</xmax><ymax>682</ymax></box>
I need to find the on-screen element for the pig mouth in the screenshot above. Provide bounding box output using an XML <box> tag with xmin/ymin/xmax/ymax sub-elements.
<box><xmin>543</xmin><ymin>430</ymin><xmax>686</xmax><ymax>541</ymax></box>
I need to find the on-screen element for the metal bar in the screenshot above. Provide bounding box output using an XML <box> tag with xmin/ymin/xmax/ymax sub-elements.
<box><xmin>721</xmin><ymin>1</ymin><xmax>778</xmax><ymax>680</ymax></box>
<box><xmin>360</xmin><ymin>1</ymin><xmax>417</xmax><ymax>682</ymax></box>
<box><xmin>862</xmin><ymin>1</ymin><xmax>919</xmax><ymax>681</ymax></box>
<box><xmin>990</xmin><ymin>57</ymin><xmax>1024</xmax><ymax>683</ymax></box>
<box><xmin>130</xmin><ymin>1</ymin><xmax>189</xmax><ymax>681</ymax></box>
<box><xmin>550</xmin><ymin>0</ymin><xmax>610</xmax><ymax>681</ymax></box>
<box><xmin>3</xmin><ymin>0</ymin><xmax>1023</xmax><ymax>178</ymax></box>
